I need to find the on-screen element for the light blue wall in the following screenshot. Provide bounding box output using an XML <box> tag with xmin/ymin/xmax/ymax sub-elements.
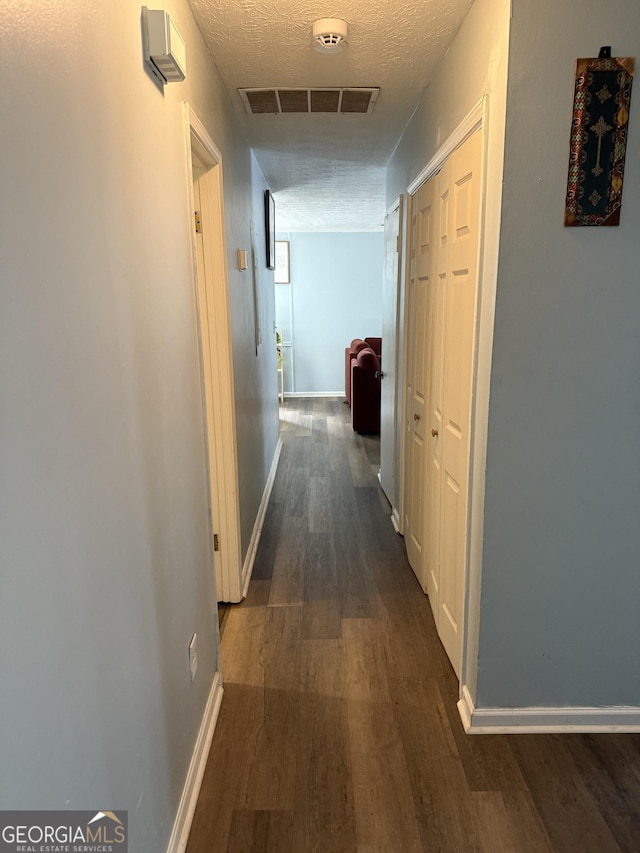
<box><xmin>275</xmin><ymin>232</ymin><xmax>384</xmax><ymax>394</ymax></box>
<box><xmin>233</xmin><ymin>154</ymin><xmax>280</xmax><ymax>554</ymax></box>
<box><xmin>476</xmin><ymin>0</ymin><xmax>640</xmax><ymax>709</ymax></box>
<box><xmin>0</xmin><ymin>1</ymin><xmax>278</xmax><ymax>850</ymax></box>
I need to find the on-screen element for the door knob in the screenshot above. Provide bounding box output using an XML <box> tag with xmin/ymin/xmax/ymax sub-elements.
<box><xmin>414</xmin><ymin>413</ymin><xmax>420</xmax><ymax>421</ymax></box>
<box><xmin>431</xmin><ymin>429</ymin><xmax>439</xmax><ymax>437</ymax></box>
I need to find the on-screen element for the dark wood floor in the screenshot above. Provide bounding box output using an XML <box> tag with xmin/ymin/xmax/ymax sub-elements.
<box><xmin>188</xmin><ymin>398</ymin><xmax>640</xmax><ymax>852</ymax></box>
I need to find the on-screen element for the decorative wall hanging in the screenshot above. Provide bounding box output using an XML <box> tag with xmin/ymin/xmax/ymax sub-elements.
<box><xmin>565</xmin><ymin>47</ymin><xmax>634</xmax><ymax>227</ymax></box>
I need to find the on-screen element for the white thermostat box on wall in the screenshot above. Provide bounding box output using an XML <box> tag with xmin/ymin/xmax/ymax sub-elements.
<box><xmin>142</xmin><ymin>7</ymin><xmax>186</xmax><ymax>83</ymax></box>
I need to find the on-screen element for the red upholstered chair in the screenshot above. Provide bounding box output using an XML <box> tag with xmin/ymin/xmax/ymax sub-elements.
<box><xmin>351</xmin><ymin>347</ymin><xmax>381</xmax><ymax>434</ymax></box>
<box><xmin>344</xmin><ymin>338</ymin><xmax>369</xmax><ymax>405</ymax></box>
<box><xmin>364</xmin><ymin>337</ymin><xmax>382</xmax><ymax>358</ymax></box>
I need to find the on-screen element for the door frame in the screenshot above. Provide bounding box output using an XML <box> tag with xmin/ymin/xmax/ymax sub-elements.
<box><xmin>379</xmin><ymin>194</ymin><xmax>404</xmax><ymax>526</ymax></box>
<box><xmin>184</xmin><ymin>103</ymin><xmax>243</xmax><ymax>603</ymax></box>
<box><xmin>396</xmin><ymin>192</ymin><xmax>413</xmax><ymax>538</ymax></box>
<box><xmin>401</xmin><ymin>96</ymin><xmax>493</xmax><ymax>691</ymax></box>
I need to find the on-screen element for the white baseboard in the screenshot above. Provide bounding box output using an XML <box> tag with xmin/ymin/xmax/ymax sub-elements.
<box><xmin>283</xmin><ymin>391</ymin><xmax>343</xmax><ymax>398</ymax></box>
<box><xmin>375</xmin><ymin>473</ymin><xmax>401</xmax><ymax>535</ymax></box>
<box><xmin>241</xmin><ymin>437</ymin><xmax>283</xmax><ymax>598</ymax></box>
<box><xmin>458</xmin><ymin>684</ymin><xmax>640</xmax><ymax>734</ymax></box>
<box><xmin>166</xmin><ymin>671</ymin><xmax>224</xmax><ymax>853</ymax></box>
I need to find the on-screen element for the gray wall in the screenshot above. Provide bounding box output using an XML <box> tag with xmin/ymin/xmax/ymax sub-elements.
<box><xmin>275</xmin><ymin>232</ymin><xmax>384</xmax><ymax>394</ymax></box>
<box><xmin>386</xmin><ymin>0</ymin><xmax>509</xmax><ymax>209</ymax></box>
<box><xmin>234</xmin><ymin>155</ymin><xmax>280</xmax><ymax>553</ymax></box>
<box><xmin>477</xmin><ymin>0</ymin><xmax>640</xmax><ymax>707</ymax></box>
<box><xmin>0</xmin><ymin>0</ymin><xmax>278</xmax><ymax>849</ymax></box>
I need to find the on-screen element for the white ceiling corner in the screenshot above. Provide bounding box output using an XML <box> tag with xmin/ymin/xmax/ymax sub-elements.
<box><xmin>188</xmin><ymin>0</ymin><xmax>474</xmax><ymax>230</ymax></box>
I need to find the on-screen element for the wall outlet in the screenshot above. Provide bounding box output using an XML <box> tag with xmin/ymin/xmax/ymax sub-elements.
<box><xmin>189</xmin><ymin>633</ymin><xmax>198</xmax><ymax>683</ymax></box>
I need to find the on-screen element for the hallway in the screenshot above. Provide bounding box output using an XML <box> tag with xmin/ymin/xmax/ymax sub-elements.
<box><xmin>187</xmin><ymin>399</ymin><xmax>640</xmax><ymax>853</ymax></box>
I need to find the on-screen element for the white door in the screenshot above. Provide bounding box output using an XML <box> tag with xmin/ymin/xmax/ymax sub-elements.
<box><xmin>379</xmin><ymin>197</ymin><xmax>403</xmax><ymax>508</ymax></box>
<box><xmin>403</xmin><ymin>178</ymin><xmax>435</xmax><ymax>584</ymax></box>
<box><xmin>403</xmin><ymin>129</ymin><xmax>482</xmax><ymax>677</ymax></box>
<box><xmin>436</xmin><ymin>130</ymin><xmax>482</xmax><ymax>673</ymax></box>
<box><xmin>424</xmin><ymin>160</ymin><xmax>450</xmax><ymax>619</ymax></box>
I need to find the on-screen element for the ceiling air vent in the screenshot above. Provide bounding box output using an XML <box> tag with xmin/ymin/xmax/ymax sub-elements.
<box><xmin>239</xmin><ymin>88</ymin><xmax>380</xmax><ymax>116</ymax></box>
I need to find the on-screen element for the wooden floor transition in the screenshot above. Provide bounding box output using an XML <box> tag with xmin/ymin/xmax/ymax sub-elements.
<box><xmin>187</xmin><ymin>397</ymin><xmax>640</xmax><ymax>853</ymax></box>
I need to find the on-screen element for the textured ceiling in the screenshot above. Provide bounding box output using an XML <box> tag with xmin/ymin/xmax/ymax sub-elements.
<box><xmin>188</xmin><ymin>0</ymin><xmax>474</xmax><ymax>230</ymax></box>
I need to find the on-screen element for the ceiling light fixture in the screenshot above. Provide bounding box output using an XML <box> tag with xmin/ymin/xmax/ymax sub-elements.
<box><xmin>311</xmin><ymin>18</ymin><xmax>348</xmax><ymax>54</ymax></box>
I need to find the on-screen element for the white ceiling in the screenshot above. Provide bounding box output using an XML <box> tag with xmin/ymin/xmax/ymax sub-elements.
<box><xmin>188</xmin><ymin>0</ymin><xmax>474</xmax><ymax>230</ymax></box>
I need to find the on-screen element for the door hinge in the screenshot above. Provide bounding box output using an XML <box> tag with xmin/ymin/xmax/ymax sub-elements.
<box><xmin>213</xmin><ymin>534</ymin><xmax>220</xmax><ymax>551</ymax></box>
<box><xmin>194</xmin><ymin>211</ymin><xmax>202</xmax><ymax>233</ymax></box>
<box><xmin>396</xmin><ymin>234</ymin><xmax>400</xmax><ymax>252</ymax></box>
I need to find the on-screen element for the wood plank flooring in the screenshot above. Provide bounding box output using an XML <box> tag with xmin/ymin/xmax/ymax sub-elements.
<box><xmin>188</xmin><ymin>398</ymin><xmax>640</xmax><ymax>853</ymax></box>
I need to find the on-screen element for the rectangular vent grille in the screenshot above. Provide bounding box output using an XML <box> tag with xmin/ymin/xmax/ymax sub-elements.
<box><xmin>239</xmin><ymin>88</ymin><xmax>380</xmax><ymax>115</ymax></box>
<box><xmin>310</xmin><ymin>90</ymin><xmax>340</xmax><ymax>112</ymax></box>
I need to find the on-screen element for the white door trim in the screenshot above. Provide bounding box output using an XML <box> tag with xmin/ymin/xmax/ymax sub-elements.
<box><xmin>379</xmin><ymin>194</ymin><xmax>404</xmax><ymax>524</ymax></box>
<box><xmin>401</xmin><ymin>96</ymin><xmax>493</xmax><ymax>696</ymax></box>
<box><xmin>396</xmin><ymin>192</ymin><xmax>413</xmax><ymax>537</ymax></box>
<box><xmin>407</xmin><ymin>98</ymin><xmax>485</xmax><ymax>195</ymax></box>
<box><xmin>390</xmin><ymin>194</ymin><xmax>404</xmax><ymax>534</ymax></box>
<box><xmin>184</xmin><ymin>103</ymin><xmax>243</xmax><ymax>603</ymax></box>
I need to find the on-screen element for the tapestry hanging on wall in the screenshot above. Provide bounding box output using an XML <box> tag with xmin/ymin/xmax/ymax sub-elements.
<box><xmin>564</xmin><ymin>51</ymin><xmax>634</xmax><ymax>227</ymax></box>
